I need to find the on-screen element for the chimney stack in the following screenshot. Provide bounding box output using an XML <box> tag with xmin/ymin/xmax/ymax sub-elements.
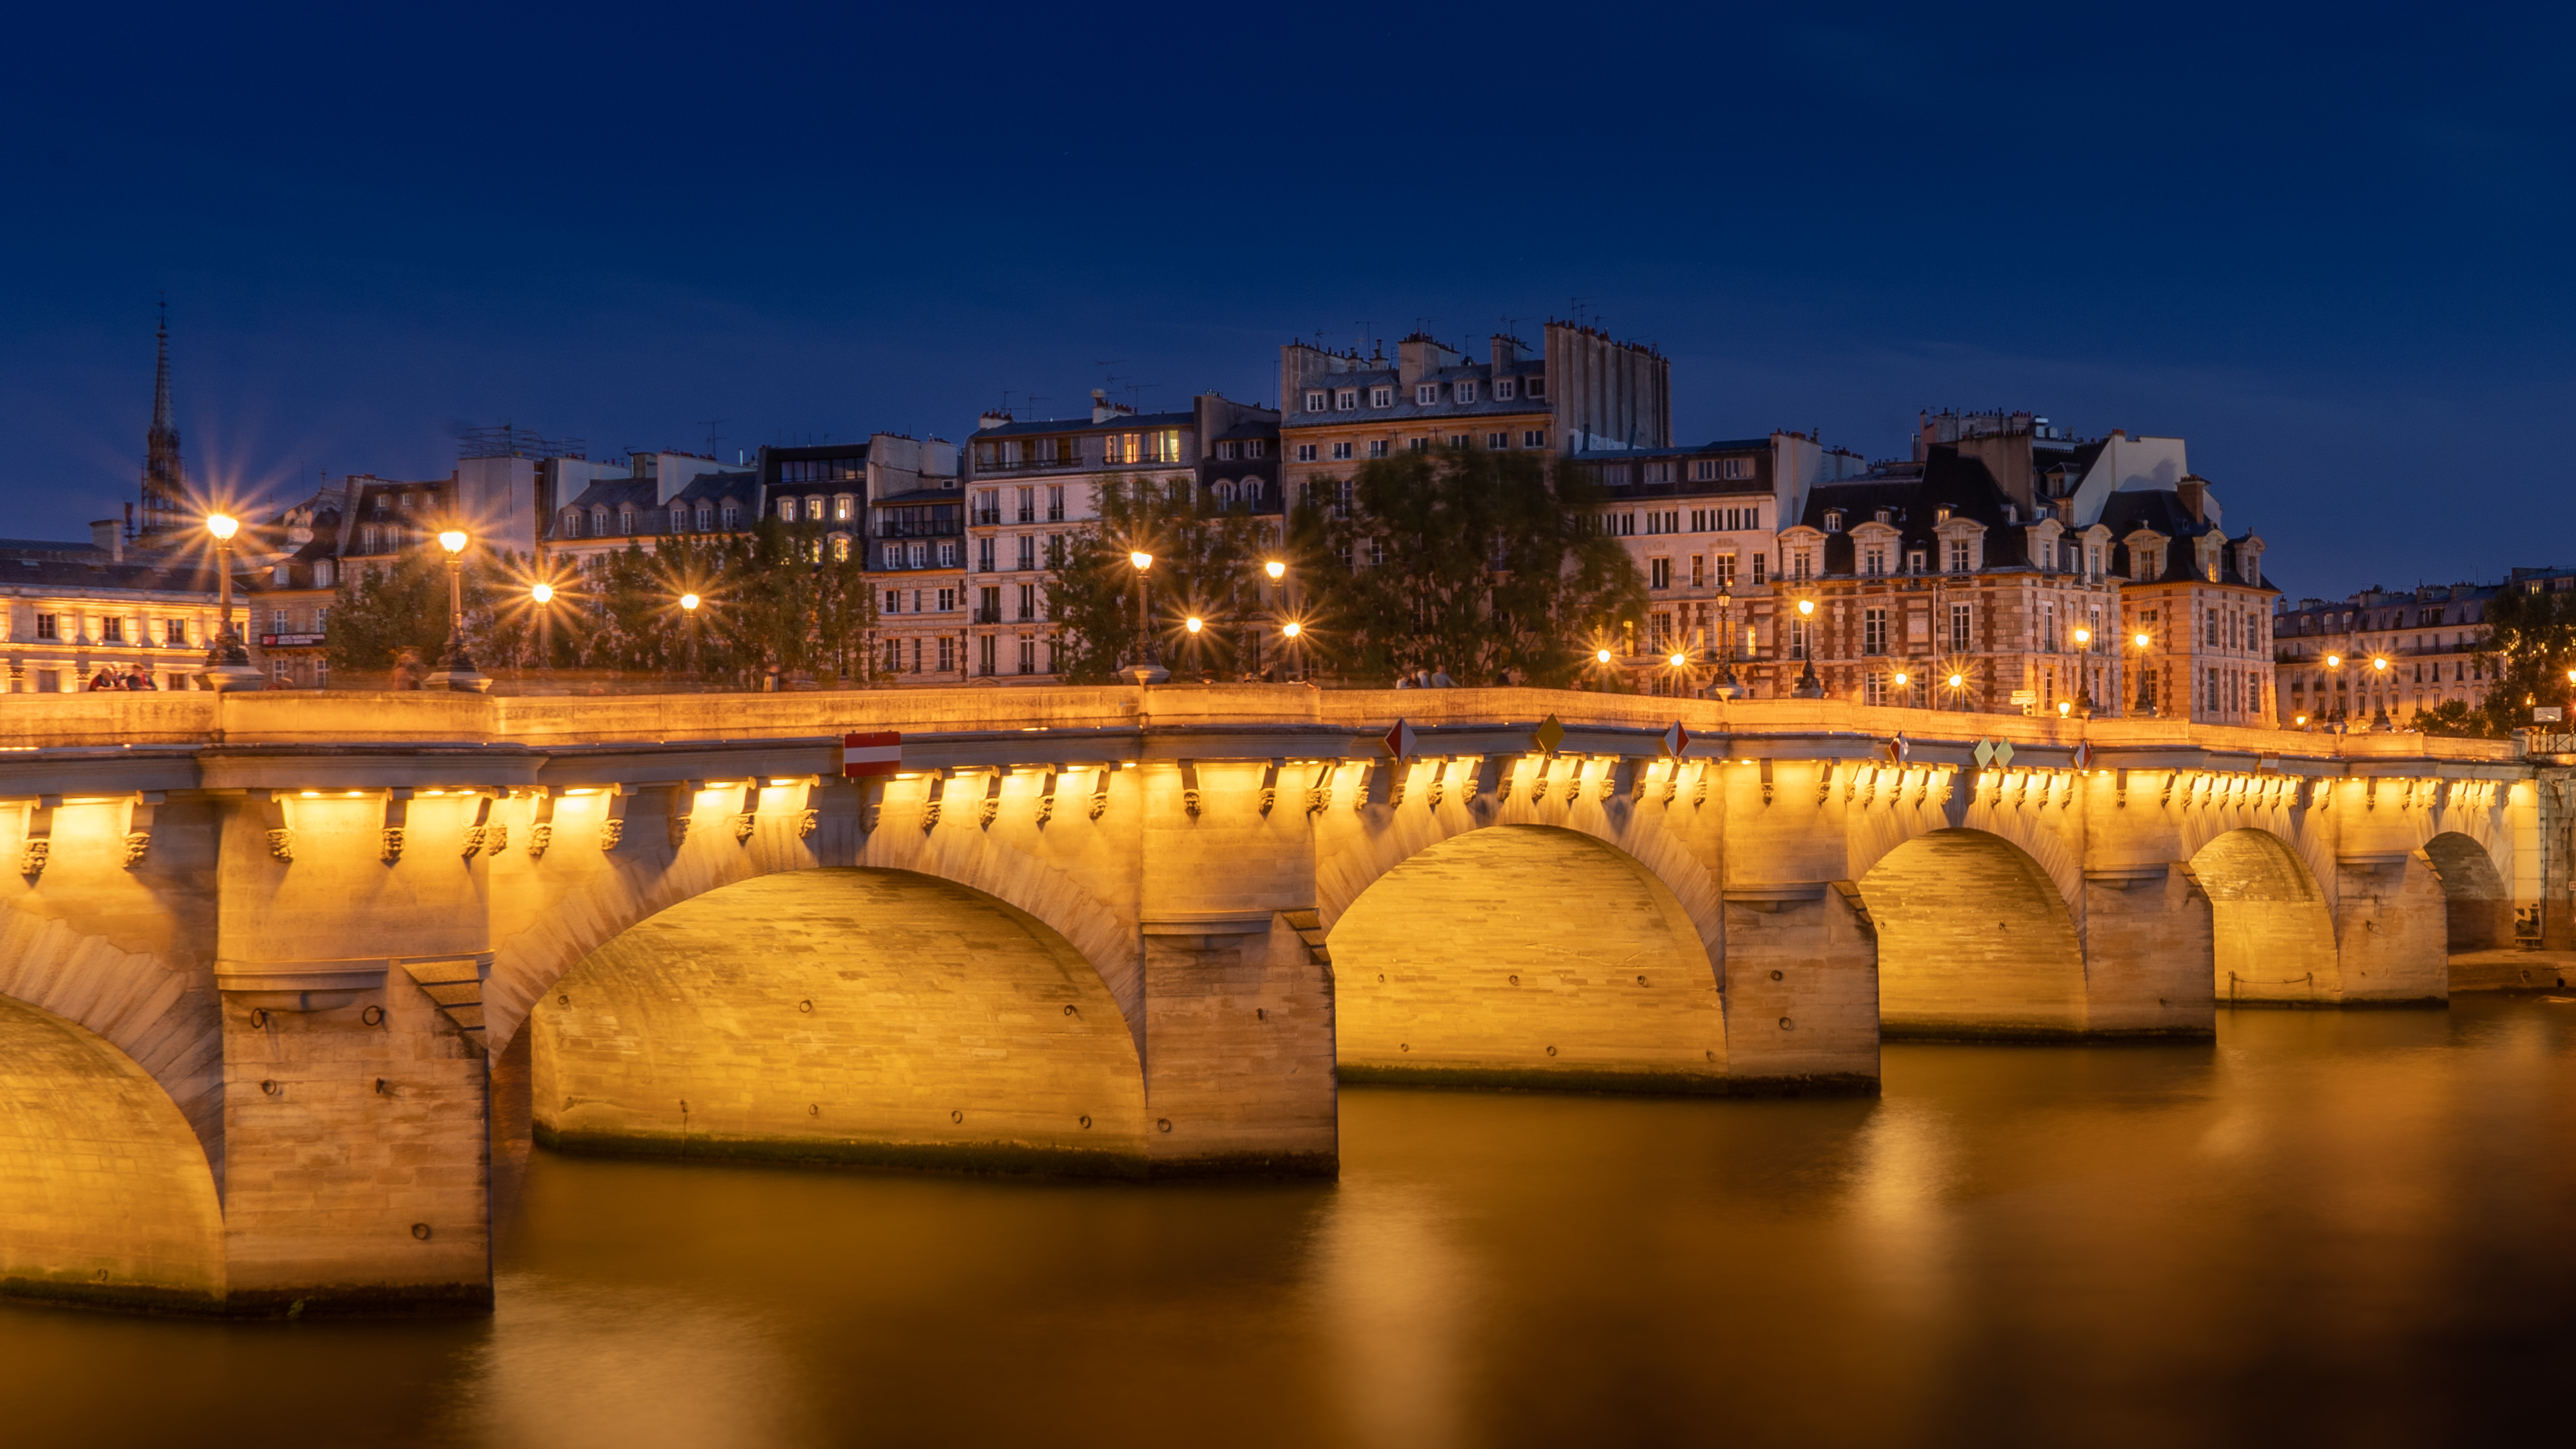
<box><xmin>2177</xmin><ymin>477</ymin><xmax>2207</xmax><ymax>524</ymax></box>
<box><xmin>89</xmin><ymin>519</ymin><xmax>123</xmax><ymax>561</ymax></box>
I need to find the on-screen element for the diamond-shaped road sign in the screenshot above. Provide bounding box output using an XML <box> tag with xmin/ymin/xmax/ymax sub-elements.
<box><xmin>1532</xmin><ymin>714</ymin><xmax>1566</xmax><ymax>756</ymax></box>
<box><xmin>843</xmin><ymin>731</ymin><xmax>901</xmax><ymax>778</ymax></box>
<box><xmin>1662</xmin><ymin>721</ymin><xmax>1690</xmax><ymax>758</ymax></box>
<box><xmin>1383</xmin><ymin>719</ymin><xmax>1418</xmax><ymax>760</ymax></box>
<box><xmin>1993</xmin><ymin>741</ymin><xmax>2014</xmax><ymax>768</ymax></box>
<box><xmin>1973</xmin><ymin>739</ymin><xmax>1995</xmax><ymax>768</ymax></box>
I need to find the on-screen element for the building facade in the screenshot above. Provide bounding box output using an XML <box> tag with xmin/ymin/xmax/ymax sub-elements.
<box><xmin>0</xmin><ymin>525</ymin><xmax>227</xmax><ymax>692</ymax></box>
<box><xmin>2272</xmin><ymin>567</ymin><xmax>2576</xmax><ymax>727</ymax></box>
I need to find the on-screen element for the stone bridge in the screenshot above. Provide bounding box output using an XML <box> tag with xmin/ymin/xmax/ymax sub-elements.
<box><xmin>0</xmin><ymin>687</ymin><xmax>2561</xmax><ymax>1315</ymax></box>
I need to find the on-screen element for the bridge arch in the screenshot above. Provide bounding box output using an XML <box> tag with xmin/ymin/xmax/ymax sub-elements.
<box><xmin>2190</xmin><ymin>827</ymin><xmax>2341</xmax><ymax>1004</ymax></box>
<box><xmin>0</xmin><ymin>993</ymin><xmax>226</xmax><ymax>1309</ymax></box>
<box><xmin>2421</xmin><ymin>830</ymin><xmax>2510</xmax><ymax>952</ymax></box>
<box><xmin>485</xmin><ymin>785</ymin><xmax>1134</xmax><ymax>1056</ymax></box>
<box><xmin>1858</xmin><ymin>827</ymin><xmax>2088</xmax><ymax>1038</ymax></box>
<box><xmin>1325</xmin><ymin>823</ymin><xmax>1726</xmax><ymax>1090</ymax></box>
<box><xmin>528</xmin><ymin>867</ymin><xmax>1151</xmax><ymax>1174</ymax></box>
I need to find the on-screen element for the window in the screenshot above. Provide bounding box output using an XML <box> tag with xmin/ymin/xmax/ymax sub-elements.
<box><xmin>720</xmin><ymin>505</ymin><xmax>739</xmax><ymax>528</ymax></box>
<box><xmin>1523</xmin><ymin>430</ymin><xmax>1546</xmax><ymax>449</ymax></box>
<box><xmin>619</xmin><ymin>509</ymin><xmax>636</xmax><ymax>534</ymax></box>
<box><xmin>1864</xmin><ymin>547</ymin><xmax>1886</xmax><ymax>577</ymax></box>
<box><xmin>1368</xmin><ymin>439</ymin><xmax>1388</xmax><ymax>459</ymax></box>
<box><xmin>977</xmin><ymin>538</ymin><xmax>995</xmax><ymax>571</ymax></box>
<box><xmin>1690</xmin><ymin>554</ymin><xmax>1706</xmax><ymax>588</ymax></box>
<box><xmin>937</xmin><ymin>541</ymin><xmax>958</xmax><ymax>568</ymax></box>
<box><xmin>35</xmin><ymin>614</ymin><xmax>56</xmax><ymax>640</ymax></box>
<box><xmin>1296</xmin><ymin>443</ymin><xmax>1319</xmax><ymax>463</ymax></box>
<box><xmin>1336</xmin><ymin>388</ymin><xmax>1357</xmax><ymax>411</ymax></box>
<box><xmin>1526</xmin><ymin>375</ymin><xmax>1544</xmax><ymax>398</ymax></box>
<box><xmin>265</xmin><ymin>611</ymin><xmax>283</xmax><ymax>634</ymax></box>
<box><xmin>1905</xmin><ymin>549</ymin><xmax>1926</xmax><ymax>573</ymax></box>
<box><xmin>1948</xmin><ymin>539</ymin><xmax>1970</xmax><ymax>573</ymax></box>
<box><xmin>1494</xmin><ymin>378</ymin><xmax>1515</xmax><ymax>400</ymax></box>
<box><xmin>937</xmin><ymin>637</ymin><xmax>956</xmax><ymax>672</ymax></box>
<box><xmin>1217</xmin><ymin>441</ymin><xmax>1236</xmax><ymax>461</ymax></box>
<box><xmin>1017</xmin><ymin>582</ymin><xmax>1036</xmax><ymax>621</ymax></box>
<box><xmin>1017</xmin><ymin>535</ymin><xmax>1035</xmax><ymax>570</ymax></box>
<box><xmin>592</xmin><ymin>508</ymin><xmax>609</xmax><ymax>535</ymax></box>
<box><xmin>884</xmin><ymin>589</ymin><xmax>901</xmax><ymax>615</ymax></box>
<box><xmin>2206</xmin><ymin>607</ymin><xmax>2220</xmax><ymax>647</ymax></box>
<box><xmin>1370</xmin><ymin>386</ymin><xmax>1392</xmax><ymax>408</ymax></box>
<box><xmin>1454</xmin><ymin>381</ymin><xmax>1477</xmax><ymax>404</ymax></box>
<box><xmin>1450</xmin><ymin>434</ymin><xmax>1471</xmax><ymax>448</ymax></box>
<box><xmin>836</xmin><ymin>495</ymin><xmax>854</xmax><ymax>522</ymax></box>
<box><xmin>1487</xmin><ymin>432</ymin><xmax>1508</xmax><ymax>449</ymax></box>
<box><xmin>1790</xmin><ymin>616</ymin><xmax>1812</xmax><ymax>659</ymax></box>
<box><xmin>1332</xmin><ymin>441</ymin><xmax>1353</xmax><ymax>461</ymax></box>
<box><xmin>164</xmin><ymin>618</ymin><xmax>186</xmax><ymax>645</ymax></box>
<box><xmin>102</xmin><ymin>617</ymin><xmax>124</xmax><ymax>642</ymax></box>
<box><xmin>1242</xmin><ymin>440</ymin><xmax>1265</xmax><ymax>460</ymax></box>
<box><xmin>1950</xmin><ymin>603</ymin><xmax>1972</xmax><ymax>651</ymax></box>
<box><xmin>1416</xmin><ymin>384</ymin><xmax>1439</xmax><ymax>405</ymax></box>
<box><xmin>1864</xmin><ymin>608</ymin><xmax>1888</xmax><ymax>655</ymax></box>
<box><xmin>693</xmin><ymin>506</ymin><xmax>710</xmax><ymax>530</ymax></box>
<box><xmin>1822</xmin><ymin>510</ymin><xmax>1843</xmax><ymax>532</ymax></box>
<box><xmin>670</xmin><ymin>507</ymin><xmax>687</xmax><ymax>533</ymax></box>
<box><xmin>1720</xmin><ymin>458</ymin><xmax>1754</xmax><ymax>480</ymax></box>
<box><xmin>2042</xmin><ymin>601</ymin><xmax>2058</xmax><ymax>652</ymax></box>
<box><xmin>315</xmin><ymin>560</ymin><xmax>335</xmax><ymax>588</ymax></box>
<box><xmin>1692</xmin><ymin>460</ymin><xmax>1715</xmax><ymax>482</ymax></box>
<box><xmin>1650</xmin><ymin>558</ymin><xmax>1671</xmax><ymax>590</ymax></box>
<box><xmin>1751</xmin><ymin>554</ymin><xmax>1767</xmax><ymax>585</ymax></box>
<box><xmin>1864</xmin><ymin>672</ymin><xmax>1889</xmax><ymax>706</ymax></box>
<box><xmin>1305</xmin><ymin>390</ymin><xmax>1327</xmax><ymax>413</ymax></box>
<box><xmin>1017</xmin><ymin>487</ymin><xmax>1036</xmax><ymax>523</ymax></box>
<box><xmin>2207</xmin><ymin>668</ymin><xmax>2220</xmax><ymax>714</ymax></box>
<box><xmin>779</xmin><ymin>497</ymin><xmax>798</xmax><ymax>521</ymax></box>
<box><xmin>1047</xmin><ymin>485</ymin><xmax>1065</xmax><ymax>520</ymax></box>
<box><xmin>1018</xmin><ymin>636</ymin><xmax>1036</xmax><ymax>674</ymax></box>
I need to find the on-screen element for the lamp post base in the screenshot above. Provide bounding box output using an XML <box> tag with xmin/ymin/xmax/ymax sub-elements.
<box><xmin>199</xmin><ymin>663</ymin><xmax>265</xmax><ymax>692</ymax></box>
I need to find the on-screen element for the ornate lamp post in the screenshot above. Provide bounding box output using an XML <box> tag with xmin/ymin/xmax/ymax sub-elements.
<box><xmin>432</xmin><ymin>529</ymin><xmax>490</xmax><ymax>692</ymax></box>
<box><xmin>1281</xmin><ymin>619</ymin><xmax>1303</xmax><ymax>680</ymax></box>
<box><xmin>2135</xmin><ymin>630</ymin><xmax>2159</xmax><ymax>716</ymax></box>
<box><xmin>2369</xmin><ymin>654</ymin><xmax>2391</xmax><ymax>728</ymax></box>
<box><xmin>679</xmin><ymin>592</ymin><xmax>703</xmax><ymax>691</ymax></box>
<box><xmin>1256</xmin><ymin>559</ymin><xmax>1288</xmax><ymax>675</ymax></box>
<box><xmin>1125</xmin><ymin>550</ymin><xmax>1168</xmax><ymax>685</ymax></box>
<box><xmin>1183</xmin><ymin>615</ymin><xmax>1204</xmax><ymax>678</ymax></box>
<box><xmin>199</xmin><ymin>512</ymin><xmax>263</xmax><ymax>691</ymax></box>
<box><xmin>1711</xmin><ymin>585</ymin><xmax>1744</xmax><ymax>699</ymax></box>
<box><xmin>529</xmin><ymin>581</ymin><xmax>559</xmax><ymax>689</ymax></box>
<box><xmin>1791</xmin><ymin>597</ymin><xmax>1824</xmax><ymax>699</ymax></box>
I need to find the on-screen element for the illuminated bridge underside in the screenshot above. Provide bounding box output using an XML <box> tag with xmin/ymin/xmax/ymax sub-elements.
<box><xmin>1330</xmin><ymin>826</ymin><xmax>1727</xmax><ymax>1092</ymax></box>
<box><xmin>534</xmin><ymin>869</ymin><xmax>1153</xmax><ymax>1175</ymax></box>
<box><xmin>1864</xmin><ymin>829</ymin><xmax>2089</xmax><ymax>1038</ymax></box>
<box><xmin>0</xmin><ymin>996</ymin><xmax>224</xmax><ymax>1310</ymax></box>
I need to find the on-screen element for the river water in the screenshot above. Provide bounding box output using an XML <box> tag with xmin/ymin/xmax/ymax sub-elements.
<box><xmin>7</xmin><ymin>996</ymin><xmax>2572</xmax><ymax>1448</ymax></box>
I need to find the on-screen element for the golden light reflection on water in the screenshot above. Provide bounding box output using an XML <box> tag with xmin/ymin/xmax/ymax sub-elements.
<box><xmin>0</xmin><ymin>997</ymin><xmax>2569</xmax><ymax>1448</ymax></box>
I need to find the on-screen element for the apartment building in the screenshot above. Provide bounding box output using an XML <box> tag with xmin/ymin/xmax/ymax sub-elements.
<box><xmin>2106</xmin><ymin>480</ymin><xmax>2276</xmax><ymax>725</ymax></box>
<box><xmin>545</xmin><ymin>452</ymin><xmax>758</xmax><ymax>567</ymax></box>
<box><xmin>960</xmin><ymin>391</ymin><xmax>1273</xmax><ymax>681</ymax></box>
<box><xmin>1</xmin><ymin>524</ymin><xmax>226</xmax><ymax>692</ymax></box>
<box><xmin>861</xmin><ymin>435</ymin><xmax>967</xmax><ymax>684</ymax></box>
<box><xmin>1275</xmin><ymin>320</ymin><xmax>1670</xmax><ymax>517</ymax></box>
<box><xmin>2272</xmin><ymin>567</ymin><xmax>2576</xmax><ymax>727</ymax></box>
<box><xmin>1577</xmin><ymin>433</ymin><xmax>1864</xmax><ymax>689</ymax></box>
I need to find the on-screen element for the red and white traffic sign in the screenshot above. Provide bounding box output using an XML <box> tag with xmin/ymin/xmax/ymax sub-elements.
<box><xmin>843</xmin><ymin>731</ymin><xmax>901</xmax><ymax>778</ymax></box>
<box><xmin>1383</xmin><ymin>719</ymin><xmax>1418</xmax><ymax>760</ymax></box>
<box><xmin>1662</xmin><ymin>721</ymin><xmax>1690</xmax><ymax>757</ymax></box>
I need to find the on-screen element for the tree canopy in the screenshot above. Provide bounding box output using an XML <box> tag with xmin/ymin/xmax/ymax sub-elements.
<box><xmin>1050</xmin><ymin>475</ymin><xmax>1273</xmax><ymax>682</ymax></box>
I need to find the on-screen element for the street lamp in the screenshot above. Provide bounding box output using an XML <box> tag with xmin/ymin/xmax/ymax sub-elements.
<box><xmin>1791</xmin><ymin>597</ymin><xmax>1824</xmax><ymax>699</ymax></box>
<box><xmin>529</xmin><ymin>580</ymin><xmax>559</xmax><ymax>689</ymax></box>
<box><xmin>1280</xmin><ymin>618</ymin><xmax>1304</xmax><ymax>680</ymax></box>
<box><xmin>2133</xmin><ymin>629</ymin><xmax>2157</xmax><ymax>716</ymax></box>
<box><xmin>1891</xmin><ymin>668</ymin><xmax>1910</xmax><ymax>708</ymax></box>
<box><xmin>432</xmin><ymin>529</ymin><xmax>489</xmax><ymax>691</ymax></box>
<box><xmin>1265</xmin><ymin>560</ymin><xmax>1286</xmax><ymax>582</ymax></box>
<box><xmin>1125</xmin><ymin>550</ymin><xmax>1168</xmax><ymax>685</ymax></box>
<box><xmin>199</xmin><ymin>512</ymin><xmax>262</xmax><ymax>691</ymax></box>
<box><xmin>678</xmin><ymin>591</ymin><xmax>702</xmax><ymax>691</ymax></box>
<box><xmin>1711</xmin><ymin>585</ymin><xmax>1744</xmax><ymax>699</ymax></box>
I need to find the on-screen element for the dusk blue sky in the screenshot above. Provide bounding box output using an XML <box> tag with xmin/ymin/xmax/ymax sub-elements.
<box><xmin>3</xmin><ymin>3</ymin><xmax>2567</xmax><ymax>602</ymax></box>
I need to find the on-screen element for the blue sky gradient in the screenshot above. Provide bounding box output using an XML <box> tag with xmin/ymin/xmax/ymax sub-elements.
<box><xmin>3</xmin><ymin>3</ymin><xmax>2569</xmax><ymax>602</ymax></box>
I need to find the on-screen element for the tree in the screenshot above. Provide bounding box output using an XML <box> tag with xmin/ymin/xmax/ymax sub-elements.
<box><xmin>1050</xmin><ymin>476</ymin><xmax>1269</xmax><ymax>682</ymax></box>
<box><xmin>2465</xmin><ymin>584</ymin><xmax>2576</xmax><ymax>735</ymax></box>
<box><xmin>1289</xmin><ymin>446</ymin><xmax>1644</xmax><ymax>686</ymax></box>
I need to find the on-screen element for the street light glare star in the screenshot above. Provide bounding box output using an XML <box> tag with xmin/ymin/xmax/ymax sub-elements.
<box><xmin>438</xmin><ymin>529</ymin><xmax>468</xmax><ymax>554</ymax></box>
<box><xmin>1185</xmin><ymin>617</ymin><xmax>1204</xmax><ymax>634</ymax></box>
<box><xmin>680</xmin><ymin>593</ymin><xmax>701</xmax><ymax>611</ymax></box>
<box><xmin>1668</xmin><ymin>652</ymin><xmax>1687</xmax><ymax>668</ymax></box>
<box><xmin>1596</xmin><ymin>648</ymin><xmax>1613</xmax><ymax>664</ymax></box>
<box><xmin>206</xmin><ymin>514</ymin><xmax>238</xmax><ymax>541</ymax></box>
<box><xmin>1130</xmin><ymin>551</ymin><xmax>1153</xmax><ymax>571</ymax></box>
<box><xmin>1281</xmin><ymin>621</ymin><xmax>1302</xmax><ymax>638</ymax></box>
<box><xmin>2137</xmin><ymin>633</ymin><xmax>2154</xmax><ymax>649</ymax></box>
<box><xmin>530</xmin><ymin>582</ymin><xmax>554</xmax><ymax>604</ymax></box>
<box><xmin>1264</xmin><ymin>560</ymin><xmax>1286</xmax><ymax>580</ymax></box>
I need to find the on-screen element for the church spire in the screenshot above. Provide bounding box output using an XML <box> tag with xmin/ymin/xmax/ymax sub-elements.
<box><xmin>138</xmin><ymin>296</ymin><xmax>188</xmax><ymax>540</ymax></box>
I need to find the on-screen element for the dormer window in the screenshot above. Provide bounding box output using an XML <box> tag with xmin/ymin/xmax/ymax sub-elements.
<box><xmin>1416</xmin><ymin>384</ymin><xmax>1439</xmax><ymax>405</ymax></box>
<box><xmin>721</xmin><ymin>504</ymin><xmax>739</xmax><ymax>528</ymax></box>
<box><xmin>1370</xmin><ymin>386</ymin><xmax>1392</xmax><ymax>408</ymax></box>
<box><xmin>1244</xmin><ymin>439</ymin><xmax>1265</xmax><ymax>459</ymax></box>
<box><xmin>1336</xmin><ymin>388</ymin><xmax>1357</xmax><ymax>411</ymax></box>
<box><xmin>1823</xmin><ymin>510</ymin><xmax>1843</xmax><ymax>531</ymax></box>
<box><xmin>1305</xmin><ymin>390</ymin><xmax>1327</xmax><ymax>413</ymax></box>
<box><xmin>1494</xmin><ymin>378</ymin><xmax>1516</xmax><ymax>401</ymax></box>
<box><xmin>671</xmin><ymin>507</ymin><xmax>687</xmax><ymax>532</ymax></box>
<box><xmin>1874</xmin><ymin>508</ymin><xmax>1893</xmax><ymax>524</ymax></box>
<box><xmin>1934</xmin><ymin>506</ymin><xmax>1952</xmax><ymax>523</ymax></box>
<box><xmin>1454</xmin><ymin>381</ymin><xmax>1477</xmax><ymax>403</ymax></box>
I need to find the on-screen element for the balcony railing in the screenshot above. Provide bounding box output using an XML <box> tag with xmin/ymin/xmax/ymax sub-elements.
<box><xmin>873</xmin><ymin>520</ymin><xmax>963</xmax><ymax>539</ymax></box>
<box><xmin>971</xmin><ymin>509</ymin><xmax>1001</xmax><ymax>525</ymax></box>
<box><xmin>972</xmin><ymin>606</ymin><xmax>1004</xmax><ymax>624</ymax></box>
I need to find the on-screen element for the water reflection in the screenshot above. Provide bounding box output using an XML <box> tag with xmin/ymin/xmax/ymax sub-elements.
<box><xmin>0</xmin><ymin>997</ymin><xmax>2569</xmax><ymax>1448</ymax></box>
